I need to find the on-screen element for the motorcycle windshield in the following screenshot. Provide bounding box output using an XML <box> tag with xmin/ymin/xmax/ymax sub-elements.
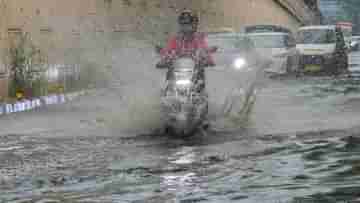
<box><xmin>174</xmin><ymin>58</ymin><xmax>196</xmax><ymax>71</ymax></box>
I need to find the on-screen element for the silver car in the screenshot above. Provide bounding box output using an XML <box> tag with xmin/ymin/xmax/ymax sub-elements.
<box><xmin>205</xmin><ymin>33</ymin><xmax>266</xmax><ymax>117</ymax></box>
<box><xmin>247</xmin><ymin>32</ymin><xmax>300</xmax><ymax>75</ymax></box>
<box><xmin>206</xmin><ymin>33</ymin><xmax>263</xmax><ymax>71</ymax></box>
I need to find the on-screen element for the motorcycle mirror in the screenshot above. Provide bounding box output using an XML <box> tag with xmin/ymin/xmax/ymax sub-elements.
<box><xmin>209</xmin><ymin>46</ymin><xmax>218</xmax><ymax>53</ymax></box>
<box><xmin>155</xmin><ymin>45</ymin><xmax>163</xmax><ymax>54</ymax></box>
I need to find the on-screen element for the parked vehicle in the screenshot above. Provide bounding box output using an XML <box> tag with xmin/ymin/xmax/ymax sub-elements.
<box><xmin>296</xmin><ymin>25</ymin><xmax>348</xmax><ymax>74</ymax></box>
<box><xmin>247</xmin><ymin>32</ymin><xmax>300</xmax><ymax>75</ymax></box>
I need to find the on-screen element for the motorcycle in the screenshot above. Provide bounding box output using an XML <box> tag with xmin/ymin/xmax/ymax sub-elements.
<box><xmin>156</xmin><ymin>46</ymin><xmax>217</xmax><ymax>136</ymax></box>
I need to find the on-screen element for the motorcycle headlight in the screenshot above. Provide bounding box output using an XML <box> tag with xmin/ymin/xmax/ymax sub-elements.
<box><xmin>176</xmin><ymin>79</ymin><xmax>191</xmax><ymax>86</ymax></box>
<box><xmin>233</xmin><ymin>58</ymin><xmax>246</xmax><ymax>70</ymax></box>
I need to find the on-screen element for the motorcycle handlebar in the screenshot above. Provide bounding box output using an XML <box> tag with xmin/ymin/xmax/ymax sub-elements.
<box><xmin>155</xmin><ymin>46</ymin><xmax>217</xmax><ymax>68</ymax></box>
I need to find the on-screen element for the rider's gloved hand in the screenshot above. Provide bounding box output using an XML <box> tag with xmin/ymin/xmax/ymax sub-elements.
<box><xmin>207</xmin><ymin>61</ymin><xmax>216</xmax><ymax>67</ymax></box>
<box><xmin>200</xmin><ymin>59</ymin><xmax>215</xmax><ymax>67</ymax></box>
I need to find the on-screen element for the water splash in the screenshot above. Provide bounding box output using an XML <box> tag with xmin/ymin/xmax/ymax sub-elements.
<box><xmin>206</xmin><ymin>61</ymin><xmax>263</xmax><ymax>132</ymax></box>
<box><xmin>97</xmin><ymin>37</ymin><xmax>263</xmax><ymax>135</ymax></box>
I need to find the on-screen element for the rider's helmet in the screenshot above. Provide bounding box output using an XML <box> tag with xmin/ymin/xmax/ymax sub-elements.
<box><xmin>178</xmin><ymin>9</ymin><xmax>197</xmax><ymax>34</ymax></box>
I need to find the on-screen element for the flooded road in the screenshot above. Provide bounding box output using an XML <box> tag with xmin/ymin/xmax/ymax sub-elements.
<box><xmin>2</xmin><ymin>126</ymin><xmax>360</xmax><ymax>203</ymax></box>
<box><xmin>1</xmin><ymin>49</ymin><xmax>360</xmax><ymax>203</ymax></box>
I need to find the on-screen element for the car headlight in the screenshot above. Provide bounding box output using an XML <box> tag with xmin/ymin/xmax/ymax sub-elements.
<box><xmin>233</xmin><ymin>58</ymin><xmax>246</xmax><ymax>70</ymax></box>
<box><xmin>176</xmin><ymin>79</ymin><xmax>191</xmax><ymax>86</ymax></box>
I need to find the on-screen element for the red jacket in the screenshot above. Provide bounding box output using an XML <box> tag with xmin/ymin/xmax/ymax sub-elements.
<box><xmin>160</xmin><ymin>32</ymin><xmax>215</xmax><ymax>66</ymax></box>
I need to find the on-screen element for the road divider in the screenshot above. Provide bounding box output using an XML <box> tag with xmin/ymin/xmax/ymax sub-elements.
<box><xmin>0</xmin><ymin>90</ymin><xmax>91</xmax><ymax>116</ymax></box>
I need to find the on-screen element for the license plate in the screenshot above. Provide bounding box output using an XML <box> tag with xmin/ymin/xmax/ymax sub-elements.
<box><xmin>304</xmin><ymin>65</ymin><xmax>322</xmax><ymax>72</ymax></box>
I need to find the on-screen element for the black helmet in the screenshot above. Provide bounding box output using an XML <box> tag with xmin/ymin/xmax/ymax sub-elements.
<box><xmin>178</xmin><ymin>10</ymin><xmax>195</xmax><ymax>25</ymax></box>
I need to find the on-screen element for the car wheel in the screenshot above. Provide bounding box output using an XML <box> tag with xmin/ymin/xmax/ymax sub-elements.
<box><xmin>333</xmin><ymin>54</ymin><xmax>347</xmax><ymax>75</ymax></box>
<box><xmin>345</xmin><ymin>55</ymin><xmax>349</xmax><ymax>69</ymax></box>
<box><xmin>338</xmin><ymin>53</ymin><xmax>348</xmax><ymax>69</ymax></box>
<box><xmin>342</xmin><ymin>55</ymin><xmax>349</xmax><ymax>73</ymax></box>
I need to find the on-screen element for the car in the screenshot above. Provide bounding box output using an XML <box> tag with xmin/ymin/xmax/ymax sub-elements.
<box><xmin>247</xmin><ymin>32</ymin><xmax>300</xmax><ymax>75</ymax></box>
<box><xmin>296</xmin><ymin>25</ymin><xmax>348</xmax><ymax>74</ymax></box>
<box><xmin>206</xmin><ymin>32</ymin><xmax>264</xmax><ymax>71</ymax></box>
<box><xmin>205</xmin><ymin>32</ymin><xmax>265</xmax><ymax>116</ymax></box>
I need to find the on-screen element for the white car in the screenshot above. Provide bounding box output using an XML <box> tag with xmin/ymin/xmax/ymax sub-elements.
<box><xmin>247</xmin><ymin>32</ymin><xmax>300</xmax><ymax>75</ymax></box>
<box><xmin>296</xmin><ymin>25</ymin><xmax>348</xmax><ymax>74</ymax></box>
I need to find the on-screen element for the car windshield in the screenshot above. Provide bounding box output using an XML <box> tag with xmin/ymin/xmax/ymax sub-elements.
<box><xmin>297</xmin><ymin>29</ymin><xmax>336</xmax><ymax>44</ymax></box>
<box><xmin>248</xmin><ymin>34</ymin><xmax>287</xmax><ymax>48</ymax></box>
<box><xmin>207</xmin><ymin>34</ymin><xmax>254</xmax><ymax>51</ymax></box>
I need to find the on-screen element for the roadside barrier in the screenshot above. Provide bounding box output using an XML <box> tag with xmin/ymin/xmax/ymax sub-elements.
<box><xmin>0</xmin><ymin>90</ymin><xmax>90</xmax><ymax>116</ymax></box>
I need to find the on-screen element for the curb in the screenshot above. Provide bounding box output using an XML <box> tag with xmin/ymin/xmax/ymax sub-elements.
<box><xmin>0</xmin><ymin>89</ymin><xmax>94</xmax><ymax>116</ymax></box>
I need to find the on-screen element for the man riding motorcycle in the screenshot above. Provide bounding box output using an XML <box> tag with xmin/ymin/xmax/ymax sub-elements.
<box><xmin>156</xmin><ymin>10</ymin><xmax>215</xmax><ymax>92</ymax></box>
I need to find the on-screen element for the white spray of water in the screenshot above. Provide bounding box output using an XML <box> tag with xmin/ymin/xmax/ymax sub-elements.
<box><xmin>206</xmin><ymin>61</ymin><xmax>264</xmax><ymax>132</ymax></box>
<box><xmin>100</xmin><ymin>38</ymin><xmax>167</xmax><ymax>134</ymax></box>
<box><xmin>95</xmin><ymin>37</ymin><xmax>264</xmax><ymax>135</ymax></box>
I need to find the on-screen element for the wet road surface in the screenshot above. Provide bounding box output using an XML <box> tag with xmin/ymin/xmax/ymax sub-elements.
<box><xmin>1</xmin><ymin>49</ymin><xmax>360</xmax><ymax>203</ymax></box>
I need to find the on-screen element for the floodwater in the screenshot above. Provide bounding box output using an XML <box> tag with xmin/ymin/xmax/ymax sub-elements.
<box><xmin>1</xmin><ymin>42</ymin><xmax>360</xmax><ymax>203</ymax></box>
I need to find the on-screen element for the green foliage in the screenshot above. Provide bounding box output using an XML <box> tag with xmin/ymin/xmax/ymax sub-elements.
<box><xmin>5</xmin><ymin>32</ymin><xmax>47</xmax><ymax>98</ymax></box>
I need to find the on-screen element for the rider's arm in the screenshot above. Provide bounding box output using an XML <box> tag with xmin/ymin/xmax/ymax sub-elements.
<box><xmin>160</xmin><ymin>36</ymin><xmax>177</xmax><ymax>58</ymax></box>
<box><xmin>157</xmin><ymin>37</ymin><xmax>177</xmax><ymax>69</ymax></box>
<box><xmin>198</xmin><ymin>34</ymin><xmax>215</xmax><ymax>67</ymax></box>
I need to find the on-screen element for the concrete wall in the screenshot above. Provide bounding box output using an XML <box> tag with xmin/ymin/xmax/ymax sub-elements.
<box><xmin>195</xmin><ymin>0</ymin><xmax>297</xmax><ymax>32</ymax></box>
<box><xmin>276</xmin><ymin>0</ymin><xmax>321</xmax><ymax>25</ymax></box>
